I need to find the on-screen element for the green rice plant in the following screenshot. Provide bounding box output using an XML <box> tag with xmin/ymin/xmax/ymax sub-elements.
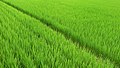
<box><xmin>0</xmin><ymin>1</ymin><xmax>117</xmax><ymax>68</ymax></box>
<box><xmin>3</xmin><ymin>0</ymin><xmax>120</xmax><ymax>66</ymax></box>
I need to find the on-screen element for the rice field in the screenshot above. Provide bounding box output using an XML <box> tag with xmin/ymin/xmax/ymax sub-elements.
<box><xmin>0</xmin><ymin>0</ymin><xmax>120</xmax><ymax>68</ymax></box>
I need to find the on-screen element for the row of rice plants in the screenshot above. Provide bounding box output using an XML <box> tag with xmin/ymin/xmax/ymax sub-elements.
<box><xmin>3</xmin><ymin>0</ymin><xmax>120</xmax><ymax>65</ymax></box>
<box><xmin>0</xmin><ymin>1</ymin><xmax>116</xmax><ymax>68</ymax></box>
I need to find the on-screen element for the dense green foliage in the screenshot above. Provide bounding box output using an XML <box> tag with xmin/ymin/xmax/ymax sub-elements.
<box><xmin>0</xmin><ymin>1</ymin><xmax>117</xmax><ymax>68</ymax></box>
<box><xmin>0</xmin><ymin>0</ymin><xmax>120</xmax><ymax>67</ymax></box>
<box><xmin>3</xmin><ymin>0</ymin><xmax>120</xmax><ymax>66</ymax></box>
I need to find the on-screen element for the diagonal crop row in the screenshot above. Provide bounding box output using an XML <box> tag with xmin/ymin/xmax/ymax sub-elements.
<box><xmin>1</xmin><ymin>0</ymin><xmax>120</xmax><ymax>67</ymax></box>
<box><xmin>1</xmin><ymin>0</ymin><xmax>107</xmax><ymax>61</ymax></box>
<box><xmin>0</xmin><ymin>1</ymin><xmax>117</xmax><ymax>68</ymax></box>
